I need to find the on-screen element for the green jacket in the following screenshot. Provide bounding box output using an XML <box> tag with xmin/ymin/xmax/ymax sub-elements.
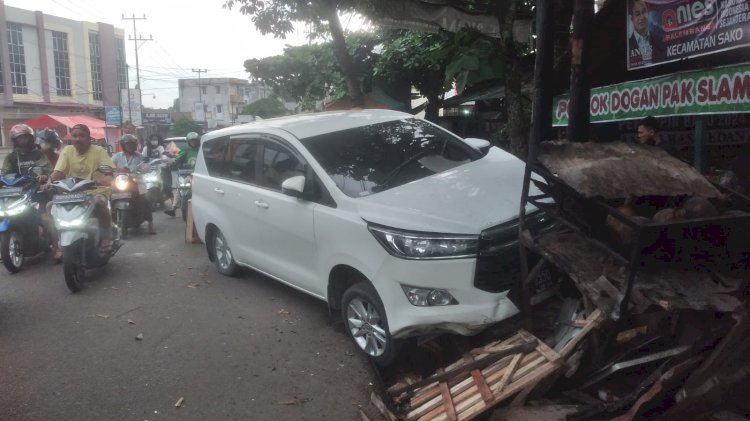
<box><xmin>174</xmin><ymin>146</ymin><xmax>199</xmax><ymax>170</ymax></box>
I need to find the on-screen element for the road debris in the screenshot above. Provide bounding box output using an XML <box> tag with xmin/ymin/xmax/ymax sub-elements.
<box><xmin>135</xmin><ymin>333</ymin><xmax>144</xmax><ymax>341</ymax></box>
<box><xmin>95</xmin><ymin>314</ymin><xmax>110</xmax><ymax>319</ymax></box>
<box><xmin>174</xmin><ymin>397</ymin><xmax>184</xmax><ymax>408</ymax></box>
<box><xmin>127</xmin><ymin>319</ymin><xmax>135</xmax><ymax>325</ymax></box>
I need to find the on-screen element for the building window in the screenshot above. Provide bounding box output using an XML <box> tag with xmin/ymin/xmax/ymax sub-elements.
<box><xmin>216</xmin><ymin>85</ymin><xmax>221</xmax><ymax>94</ymax></box>
<box><xmin>51</xmin><ymin>31</ymin><xmax>71</xmax><ymax>96</ymax></box>
<box><xmin>7</xmin><ymin>23</ymin><xmax>27</xmax><ymax>94</ymax></box>
<box><xmin>201</xmin><ymin>86</ymin><xmax>207</xmax><ymax>95</ymax></box>
<box><xmin>0</xmin><ymin>54</ymin><xmax>4</xmax><ymax>93</ymax></box>
<box><xmin>115</xmin><ymin>38</ymin><xmax>128</xmax><ymax>91</ymax></box>
<box><xmin>89</xmin><ymin>32</ymin><xmax>103</xmax><ymax>101</ymax></box>
<box><xmin>217</xmin><ymin>104</ymin><xmax>222</xmax><ymax>113</ymax></box>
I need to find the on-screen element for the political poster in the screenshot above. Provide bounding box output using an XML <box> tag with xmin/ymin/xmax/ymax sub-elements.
<box><xmin>627</xmin><ymin>0</ymin><xmax>750</xmax><ymax>70</ymax></box>
<box><xmin>553</xmin><ymin>62</ymin><xmax>750</xmax><ymax>126</ymax></box>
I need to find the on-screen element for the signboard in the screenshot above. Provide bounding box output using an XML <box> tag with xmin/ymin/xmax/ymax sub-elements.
<box><xmin>120</xmin><ymin>89</ymin><xmax>142</xmax><ymax>126</ymax></box>
<box><xmin>105</xmin><ymin>106</ymin><xmax>121</xmax><ymax>126</ymax></box>
<box><xmin>143</xmin><ymin>111</ymin><xmax>171</xmax><ymax>125</ymax></box>
<box><xmin>627</xmin><ymin>0</ymin><xmax>750</xmax><ymax>70</ymax></box>
<box><xmin>553</xmin><ymin>62</ymin><xmax>750</xmax><ymax>126</ymax></box>
<box><xmin>193</xmin><ymin>102</ymin><xmax>205</xmax><ymax>122</ymax></box>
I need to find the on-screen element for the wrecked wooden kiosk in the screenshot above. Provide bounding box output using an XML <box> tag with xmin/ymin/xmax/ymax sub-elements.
<box><xmin>371</xmin><ymin>0</ymin><xmax>750</xmax><ymax>419</ymax></box>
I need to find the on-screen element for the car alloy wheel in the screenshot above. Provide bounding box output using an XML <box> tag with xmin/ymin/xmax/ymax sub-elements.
<box><xmin>347</xmin><ymin>297</ymin><xmax>387</xmax><ymax>357</ymax></box>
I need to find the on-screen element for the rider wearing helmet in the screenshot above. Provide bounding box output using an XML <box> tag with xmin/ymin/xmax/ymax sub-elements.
<box><xmin>112</xmin><ymin>134</ymin><xmax>155</xmax><ymax>234</ymax></box>
<box><xmin>164</xmin><ymin>132</ymin><xmax>200</xmax><ymax>217</ymax></box>
<box><xmin>2</xmin><ymin>124</ymin><xmax>51</xmax><ymax>180</ymax></box>
<box><xmin>36</xmin><ymin>128</ymin><xmax>63</xmax><ymax>168</ymax></box>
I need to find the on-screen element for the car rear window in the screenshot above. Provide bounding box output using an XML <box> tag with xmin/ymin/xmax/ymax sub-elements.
<box><xmin>300</xmin><ymin>119</ymin><xmax>480</xmax><ymax>198</ymax></box>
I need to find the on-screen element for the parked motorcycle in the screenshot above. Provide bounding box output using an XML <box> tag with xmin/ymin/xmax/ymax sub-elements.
<box><xmin>50</xmin><ymin>165</ymin><xmax>122</xmax><ymax>292</ymax></box>
<box><xmin>0</xmin><ymin>168</ymin><xmax>49</xmax><ymax>273</ymax></box>
<box><xmin>111</xmin><ymin>170</ymin><xmax>148</xmax><ymax>239</ymax></box>
<box><xmin>177</xmin><ymin>169</ymin><xmax>193</xmax><ymax>221</ymax></box>
<box><xmin>142</xmin><ymin>158</ymin><xmax>165</xmax><ymax>209</ymax></box>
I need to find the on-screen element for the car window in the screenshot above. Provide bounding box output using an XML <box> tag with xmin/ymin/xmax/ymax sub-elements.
<box><xmin>300</xmin><ymin>118</ymin><xmax>480</xmax><ymax>198</ymax></box>
<box><xmin>202</xmin><ymin>136</ymin><xmax>230</xmax><ymax>178</ymax></box>
<box><xmin>227</xmin><ymin>139</ymin><xmax>259</xmax><ymax>184</ymax></box>
<box><xmin>260</xmin><ymin>142</ymin><xmax>305</xmax><ymax>191</ymax></box>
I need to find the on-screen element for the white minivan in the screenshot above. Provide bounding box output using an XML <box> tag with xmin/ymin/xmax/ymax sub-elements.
<box><xmin>191</xmin><ymin>110</ymin><xmax>551</xmax><ymax>364</ymax></box>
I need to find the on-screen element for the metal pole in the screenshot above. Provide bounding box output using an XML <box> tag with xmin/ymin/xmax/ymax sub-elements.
<box><xmin>192</xmin><ymin>68</ymin><xmax>207</xmax><ymax>129</ymax></box>
<box><xmin>122</xmin><ymin>14</ymin><xmax>152</xmax><ymax>126</ymax></box>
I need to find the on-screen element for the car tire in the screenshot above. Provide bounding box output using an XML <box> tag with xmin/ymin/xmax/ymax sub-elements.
<box><xmin>211</xmin><ymin>228</ymin><xmax>240</xmax><ymax>276</ymax></box>
<box><xmin>341</xmin><ymin>282</ymin><xmax>397</xmax><ymax>366</ymax></box>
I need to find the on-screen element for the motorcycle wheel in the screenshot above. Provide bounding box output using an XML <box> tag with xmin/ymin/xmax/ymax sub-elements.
<box><xmin>1</xmin><ymin>230</ymin><xmax>24</xmax><ymax>273</ymax></box>
<box><xmin>181</xmin><ymin>200</ymin><xmax>188</xmax><ymax>222</ymax></box>
<box><xmin>117</xmin><ymin>209</ymin><xmax>128</xmax><ymax>239</ymax></box>
<box><xmin>63</xmin><ymin>239</ymin><xmax>86</xmax><ymax>292</ymax></box>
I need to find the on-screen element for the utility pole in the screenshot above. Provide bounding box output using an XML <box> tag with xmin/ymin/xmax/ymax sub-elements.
<box><xmin>192</xmin><ymin>68</ymin><xmax>207</xmax><ymax>129</ymax></box>
<box><xmin>122</xmin><ymin>13</ymin><xmax>152</xmax><ymax>126</ymax></box>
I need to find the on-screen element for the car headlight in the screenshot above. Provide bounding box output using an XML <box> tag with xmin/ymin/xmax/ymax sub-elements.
<box><xmin>114</xmin><ymin>175</ymin><xmax>130</xmax><ymax>191</ymax></box>
<box><xmin>368</xmin><ymin>225</ymin><xmax>478</xmax><ymax>259</ymax></box>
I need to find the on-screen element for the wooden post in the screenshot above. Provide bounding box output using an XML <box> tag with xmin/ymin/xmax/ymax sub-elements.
<box><xmin>567</xmin><ymin>0</ymin><xmax>594</xmax><ymax>143</ymax></box>
<box><xmin>185</xmin><ymin>199</ymin><xmax>202</xmax><ymax>244</ymax></box>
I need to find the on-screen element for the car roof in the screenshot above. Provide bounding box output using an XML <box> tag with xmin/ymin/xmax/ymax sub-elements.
<box><xmin>202</xmin><ymin>109</ymin><xmax>413</xmax><ymax>141</ymax></box>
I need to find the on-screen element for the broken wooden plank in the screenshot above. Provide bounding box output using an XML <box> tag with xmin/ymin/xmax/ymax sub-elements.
<box><xmin>491</xmin><ymin>353</ymin><xmax>522</xmax><ymax>394</ymax></box>
<box><xmin>559</xmin><ymin>309</ymin><xmax>604</xmax><ymax>358</ymax></box>
<box><xmin>371</xmin><ymin>391</ymin><xmax>397</xmax><ymax>421</ymax></box>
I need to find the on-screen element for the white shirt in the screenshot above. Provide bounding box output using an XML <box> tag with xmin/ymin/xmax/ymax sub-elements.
<box><xmin>634</xmin><ymin>32</ymin><xmax>652</xmax><ymax>62</ymax></box>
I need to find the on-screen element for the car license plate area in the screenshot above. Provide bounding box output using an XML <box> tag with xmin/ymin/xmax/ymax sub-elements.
<box><xmin>111</xmin><ymin>192</ymin><xmax>133</xmax><ymax>200</ymax></box>
<box><xmin>53</xmin><ymin>193</ymin><xmax>87</xmax><ymax>204</ymax></box>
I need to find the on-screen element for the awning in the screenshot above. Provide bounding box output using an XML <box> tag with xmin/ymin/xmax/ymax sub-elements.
<box><xmin>443</xmin><ymin>84</ymin><xmax>505</xmax><ymax>107</ymax></box>
<box><xmin>24</xmin><ymin>114</ymin><xmax>110</xmax><ymax>140</ymax></box>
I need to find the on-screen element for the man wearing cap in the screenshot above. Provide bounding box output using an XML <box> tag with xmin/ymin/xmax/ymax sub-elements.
<box><xmin>48</xmin><ymin>124</ymin><xmax>116</xmax><ymax>256</ymax></box>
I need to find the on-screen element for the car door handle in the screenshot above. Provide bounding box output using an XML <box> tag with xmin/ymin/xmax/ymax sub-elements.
<box><xmin>254</xmin><ymin>200</ymin><xmax>269</xmax><ymax>209</ymax></box>
<box><xmin>213</xmin><ymin>188</ymin><xmax>225</xmax><ymax>195</ymax></box>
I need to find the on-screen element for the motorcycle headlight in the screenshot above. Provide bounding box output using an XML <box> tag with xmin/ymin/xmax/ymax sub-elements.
<box><xmin>144</xmin><ymin>174</ymin><xmax>159</xmax><ymax>182</ymax></box>
<box><xmin>368</xmin><ymin>225</ymin><xmax>478</xmax><ymax>260</ymax></box>
<box><xmin>114</xmin><ymin>175</ymin><xmax>130</xmax><ymax>191</ymax></box>
<box><xmin>59</xmin><ymin>218</ymin><xmax>85</xmax><ymax>228</ymax></box>
<box><xmin>3</xmin><ymin>194</ymin><xmax>31</xmax><ymax>216</ymax></box>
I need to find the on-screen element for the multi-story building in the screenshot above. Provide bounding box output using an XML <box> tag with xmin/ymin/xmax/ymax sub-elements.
<box><xmin>0</xmin><ymin>2</ymin><xmax>128</xmax><ymax>145</ymax></box>
<box><xmin>178</xmin><ymin>77</ymin><xmax>256</xmax><ymax>130</ymax></box>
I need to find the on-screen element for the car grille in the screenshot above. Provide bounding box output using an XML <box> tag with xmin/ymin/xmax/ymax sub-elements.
<box><xmin>474</xmin><ymin>212</ymin><xmax>554</xmax><ymax>304</ymax></box>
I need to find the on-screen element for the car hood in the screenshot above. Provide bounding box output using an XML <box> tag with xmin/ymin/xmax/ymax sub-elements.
<box><xmin>358</xmin><ymin>147</ymin><xmax>536</xmax><ymax>234</ymax></box>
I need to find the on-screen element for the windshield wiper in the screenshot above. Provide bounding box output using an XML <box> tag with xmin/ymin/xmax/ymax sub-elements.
<box><xmin>372</xmin><ymin>151</ymin><xmax>430</xmax><ymax>193</ymax></box>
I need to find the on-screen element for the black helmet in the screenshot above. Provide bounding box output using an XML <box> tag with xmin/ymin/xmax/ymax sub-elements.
<box><xmin>36</xmin><ymin>128</ymin><xmax>62</xmax><ymax>150</ymax></box>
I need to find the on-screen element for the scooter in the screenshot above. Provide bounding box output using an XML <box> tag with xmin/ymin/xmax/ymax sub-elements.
<box><xmin>0</xmin><ymin>167</ymin><xmax>49</xmax><ymax>273</ymax></box>
<box><xmin>176</xmin><ymin>169</ymin><xmax>193</xmax><ymax>221</ymax></box>
<box><xmin>50</xmin><ymin>165</ymin><xmax>122</xmax><ymax>292</ymax></box>
<box><xmin>142</xmin><ymin>158</ymin><xmax>165</xmax><ymax>209</ymax></box>
<box><xmin>111</xmin><ymin>170</ymin><xmax>148</xmax><ymax>239</ymax></box>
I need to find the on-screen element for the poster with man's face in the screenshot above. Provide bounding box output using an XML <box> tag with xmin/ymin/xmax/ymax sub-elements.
<box><xmin>627</xmin><ymin>0</ymin><xmax>750</xmax><ymax>70</ymax></box>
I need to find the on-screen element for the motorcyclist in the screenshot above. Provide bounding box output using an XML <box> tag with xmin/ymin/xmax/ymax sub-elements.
<box><xmin>36</xmin><ymin>128</ymin><xmax>63</xmax><ymax>168</ymax></box>
<box><xmin>143</xmin><ymin>133</ymin><xmax>172</xmax><ymax>208</ymax></box>
<box><xmin>111</xmin><ymin>134</ymin><xmax>155</xmax><ymax>234</ymax></box>
<box><xmin>3</xmin><ymin>125</ymin><xmax>56</xmax><ymax>259</ymax></box>
<box><xmin>164</xmin><ymin>131</ymin><xmax>200</xmax><ymax>217</ymax></box>
<box><xmin>48</xmin><ymin>124</ymin><xmax>116</xmax><ymax>257</ymax></box>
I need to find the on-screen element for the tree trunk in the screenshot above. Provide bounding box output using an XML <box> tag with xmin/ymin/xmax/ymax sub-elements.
<box><xmin>498</xmin><ymin>0</ymin><xmax>529</xmax><ymax>159</ymax></box>
<box><xmin>324</xmin><ymin>1</ymin><xmax>365</xmax><ymax>108</ymax></box>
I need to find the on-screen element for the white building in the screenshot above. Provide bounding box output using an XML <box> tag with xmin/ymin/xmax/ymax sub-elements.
<box><xmin>178</xmin><ymin>77</ymin><xmax>258</xmax><ymax>129</ymax></box>
<box><xmin>0</xmin><ymin>2</ymin><xmax>128</xmax><ymax>145</ymax></box>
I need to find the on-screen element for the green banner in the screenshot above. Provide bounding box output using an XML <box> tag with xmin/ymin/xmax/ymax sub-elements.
<box><xmin>553</xmin><ymin>62</ymin><xmax>750</xmax><ymax>126</ymax></box>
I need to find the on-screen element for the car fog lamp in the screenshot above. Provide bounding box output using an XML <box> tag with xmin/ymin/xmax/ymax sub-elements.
<box><xmin>401</xmin><ymin>285</ymin><xmax>457</xmax><ymax>307</ymax></box>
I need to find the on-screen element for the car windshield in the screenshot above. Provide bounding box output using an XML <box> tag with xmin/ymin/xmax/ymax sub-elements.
<box><xmin>300</xmin><ymin>119</ymin><xmax>480</xmax><ymax>198</ymax></box>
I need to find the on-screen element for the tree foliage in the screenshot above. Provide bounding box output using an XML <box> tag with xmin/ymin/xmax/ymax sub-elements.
<box><xmin>172</xmin><ymin>117</ymin><xmax>201</xmax><ymax>136</ymax></box>
<box><xmin>240</xmin><ymin>97</ymin><xmax>289</xmax><ymax>118</ymax></box>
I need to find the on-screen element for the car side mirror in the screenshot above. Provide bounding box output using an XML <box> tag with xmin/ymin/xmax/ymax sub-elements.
<box><xmin>281</xmin><ymin>175</ymin><xmax>306</xmax><ymax>199</ymax></box>
<box><xmin>464</xmin><ymin>137</ymin><xmax>491</xmax><ymax>155</ymax></box>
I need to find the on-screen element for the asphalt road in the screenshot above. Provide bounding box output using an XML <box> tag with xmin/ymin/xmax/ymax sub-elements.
<box><xmin>0</xmin><ymin>211</ymin><xmax>377</xmax><ymax>420</ymax></box>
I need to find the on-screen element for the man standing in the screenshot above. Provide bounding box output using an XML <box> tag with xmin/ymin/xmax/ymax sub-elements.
<box><xmin>111</xmin><ymin>134</ymin><xmax>156</xmax><ymax>234</ymax></box>
<box><xmin>636</xmin><ymin>116</ymin><xmax>676</xmax><ymax>156</ymax></box>
<box><xmin>49</xmin><ymin>124</ymin><xmax>116</xmax><ymax>255</ymax></box>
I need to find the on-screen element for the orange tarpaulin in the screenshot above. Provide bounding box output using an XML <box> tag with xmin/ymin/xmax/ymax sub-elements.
<box><xmin>24</xmin><ymin>114</ymin><xmax>110</xmax><ymax>140</ymax></box>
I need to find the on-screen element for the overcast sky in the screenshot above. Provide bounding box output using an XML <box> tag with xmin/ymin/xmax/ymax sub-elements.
<box><xmin>4</xmin><ymin>0</ymin><xmax>347</xmax><ymax>108</ymax></box>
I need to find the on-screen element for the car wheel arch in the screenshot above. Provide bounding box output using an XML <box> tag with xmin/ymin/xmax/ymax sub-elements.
<box><xmin>327</xmin><ymin>264</ymin><xmax>371</xmax><ymax>312</ymax></box>
<box><xmin>205</xmin><ymin>223</ymin><xmax>218</xmax><ymax>262</ymax></box>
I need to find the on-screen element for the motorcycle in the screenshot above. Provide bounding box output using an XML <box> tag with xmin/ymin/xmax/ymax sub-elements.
<box><xmin>111</xmin><ymin>169</ymin><xmax>148</xmax><ymax>239</ymax></box>
<box><xmin>176</xmin><ymin>169</ymin><xmax>193</xmax><ymax>221</ymax></box>
<box><xmin>0</xmin><ymin>167</ymin><xmax>49</xmax><ymax>273</ymax></box>
<box><xmin>142</xmin><ymin>158</ymin><xmax>165</xmax><ymax>209</ymax></box>
<box><xmin>50</xmin><ymin>165</ymin><xmax>122</xmax><ymax>292</ymax></box>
